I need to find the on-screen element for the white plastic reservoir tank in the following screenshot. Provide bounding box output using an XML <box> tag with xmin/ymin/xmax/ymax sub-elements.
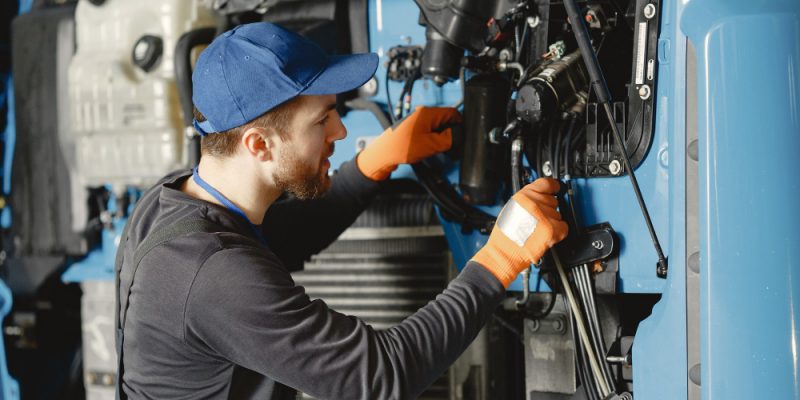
<box><xmin>68</xmin><ymin>0</ymin><xmax>215</xmax><ymax>187</ymax></box>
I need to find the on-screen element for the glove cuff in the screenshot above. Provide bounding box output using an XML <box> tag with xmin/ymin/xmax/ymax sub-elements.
<box><xmin>471</xmin><ymin>244</ymin><xmax>529</xmax><ymax>288</ymax></box>
<box><xmin>355</xmin><ymin>131</ymin><xmax>399</xmax><ymax>181</ymax></box>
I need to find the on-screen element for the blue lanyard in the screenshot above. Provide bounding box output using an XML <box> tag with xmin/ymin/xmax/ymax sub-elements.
<box><xmin>192</xmin><ymin>167</ymin><xmax>267</xmax><ymax>246</ymax></box>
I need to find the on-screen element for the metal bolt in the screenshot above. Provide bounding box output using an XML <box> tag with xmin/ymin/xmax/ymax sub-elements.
<box><xmin>608</xmin><ymin>160</ymin><xmax>622</xmax><ymax>175</ymax></box>
<box><xmin>688</xmin><ymin>252</ymin><xmax>700</xmax><ymax>274</ymax></box>
<box><xmin>488</xmin><ymin>127</ymin><xmax>503</xmax><ymax>144</ymax></box>
<box><xmin>133</xmin><ymin>41</ymin><xmax>149</xmax><ymax>60</ymax></box>
<box><xmin>526</xmin><ymin>319</ymin><xmax>540</xmax><ymax>332</ymax></box>
<box><xmin>643</xmin><ymin>3</ymin><xmax>657</xmax><ymax>19</ymax></box>
<box><xmin>527</xmin><ymin>16</ymin><xmax>540</xmax><ymax>28</ymax></box>
<box><xmin>359</xmin><ymin>77</ymin><xmax>378</xmax><ymax>97</ymax></box>
<box><xmin>542</xmin><ymin>161</ymin><xmax>553</xmax><ymax>177</ymax></box>
<box><xmin>638</xmin><ymin>84</ymin><xmax>652</xmax><ymax>100</ymax></box>
<box><xmin>551</xmin><ymin>318</ymin><xmax>565</xmax><ymax>333</ymax></box>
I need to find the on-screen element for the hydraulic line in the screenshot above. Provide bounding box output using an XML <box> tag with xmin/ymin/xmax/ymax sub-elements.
<box><xmin>552</xmin><ymin>249</ymin><xmax>611</xmax><ymax>397</ymax></box>
<box><xmin>562</xmin><ymin>0</ymin><xmax>669</xmax><ymax>278</ymax></box>
<box><xmin>574</xmin><ymin>264</ymin><xmax>616</xmax><ymax>392</ymax></box>
<box><xmin>511</xmin><ymin>135</ymin><xmax>533</xmax><ymax>308</ymax></box>
<box><xmin>571</xmin><ymin>295</ymin><xmax>602</xmax><ymax>400</ymax></box>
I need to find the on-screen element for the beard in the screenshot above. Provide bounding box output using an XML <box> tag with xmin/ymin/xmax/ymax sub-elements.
<box><xmin>273</xmin><ymin>146</ymin><xmax>332</xmax><ymax>200</ymax></box>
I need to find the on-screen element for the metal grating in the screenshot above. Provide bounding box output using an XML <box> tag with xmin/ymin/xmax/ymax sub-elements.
<box><xmin>291</xmin><ymin>196</ymin><xmax>452</xmax><ymax>399</ymax></box>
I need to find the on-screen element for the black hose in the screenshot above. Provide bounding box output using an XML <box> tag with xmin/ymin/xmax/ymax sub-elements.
<box><xmin>345</xmin><ymin>99</ymin><xmax>392</xmax><ymax>129</ymax></box>
<box><xmin>174</xmin><ymin>27</ymin><xmax>217</xmax><ymax>166</ymax></box>
<box><xmin>534</xmin><ymin>125</ymin><xmax>544</xmax><ymax>177</ymax></box>
<box><xmin>562</xmin><ymin>114</ymin><xmax>579</xmax><ymax>177</ymax></box>
<box><xmin>385</xmin><ymin>69</ymin><xmax>397</xmax><ymax>124</ymax></box>
<box><xmin>570</xmin><ymin>296</ymin><xmax>601</xmax><ymax>400</ymax></box>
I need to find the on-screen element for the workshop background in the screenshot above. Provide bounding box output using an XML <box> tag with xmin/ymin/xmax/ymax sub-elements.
<box><xmin>1</xmin><ymin>0</ymin><xmax>799</xmax><ymax>399</ymax></box>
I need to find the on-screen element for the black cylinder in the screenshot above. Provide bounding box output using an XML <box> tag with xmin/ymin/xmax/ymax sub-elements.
<box><xmin>421</xmin><ymin>27</ymin><xmax>463</xmax><ymax>85</ymax></box>
<box><xmin>515</xmin><ymin>50</ymin><xmax>588</xmax><ymax>124</ymax></box>
<box><xmin>459</xmin><ymin>74</ymin><xmax>510</xmax><ymax>205</ymax></box>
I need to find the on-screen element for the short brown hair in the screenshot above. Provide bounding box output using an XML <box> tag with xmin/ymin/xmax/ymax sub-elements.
<box><xmin>194</xmin><ymin>98</ymin><xmax>300</xmax><ymax>158</ymax></box>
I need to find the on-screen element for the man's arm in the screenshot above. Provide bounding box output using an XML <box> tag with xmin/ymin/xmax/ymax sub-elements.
<box><xmin>185</xmin><ymin>247</ymin><xmax>505</xmax><ymax>400</ymax></box>
<box><xmin>188</xmin><ymin>179</ymin><xmax>567</xmax><ymax>400</ymax></box>
<box><xmin>261</xmin><ymin>158</ymin><xmax>381</xmax><ymax>270</ymax></box>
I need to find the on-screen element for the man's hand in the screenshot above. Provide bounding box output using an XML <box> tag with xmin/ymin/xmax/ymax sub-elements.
<box><xmin>357</xmin><ymin>106</ymin><xmax>461</xmax><ymax>181</ymax></box>
<box><xmin>471</xmin><ymin>178</ymin><xmax>569</xmax><ymax>288</ymax></box>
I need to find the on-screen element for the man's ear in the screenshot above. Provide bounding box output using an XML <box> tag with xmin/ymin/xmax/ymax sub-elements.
<box><xmin>241</xmin><ymin>126</ymin><xmax>276</xmax><ymax>161</ymax></box>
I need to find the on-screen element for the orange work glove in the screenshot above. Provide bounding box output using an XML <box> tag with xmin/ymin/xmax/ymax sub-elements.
<box><xmin>471</xmin><ymin>178</ymin><xmax>569</xmax><ymax>288</ymax></box>
<box><xmin>357</xmin><ymin>106</ymin><xmax>461</xmax><ymax>181</ymax></box>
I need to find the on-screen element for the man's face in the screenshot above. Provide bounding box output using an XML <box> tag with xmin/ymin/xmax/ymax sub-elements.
<box><xmin>272</xmin><ymin>95</ymin><xmax>345</xmax><ymax>200</ymax></box>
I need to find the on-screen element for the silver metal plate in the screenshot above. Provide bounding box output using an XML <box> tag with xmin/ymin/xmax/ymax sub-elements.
<box><xmin>496</xmin><ymin>199</ymin><xmax>538</xmax><ymax>246</ymax></box>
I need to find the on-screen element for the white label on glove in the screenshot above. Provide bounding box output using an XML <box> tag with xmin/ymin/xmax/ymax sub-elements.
<box><xmin>496</xmin><ymin>199</ymin><xmax>538</xmax><ymax>247</ymax></box>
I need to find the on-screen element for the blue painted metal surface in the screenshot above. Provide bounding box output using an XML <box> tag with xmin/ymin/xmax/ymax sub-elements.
<box><xmin>0</xmin><ymin>281</ymin><xmax>19</xmax><ymax>400</ymax></box>
<box><xmin>1</xmin><ymin>77</ymin><xmax>15</xmax><ymax>230</ymax></box>
<box><xmin>62</xmin><ymin>187</ymin><xmax>138</xmax><ymax>283</ymax></box>
<box><xmin>339</xmin><ymin>0</ymin><xmax>675</xmax><ymax>293</ymax></box>
<box><xmin>334</xmin><ymin>0</ymin><xmax>461</xmax><ymax>179</ymax></box>
<box><xmin>682</xmin><ymin>0</ymin><xmax>800</xmax><ymax>398</ymax></box>
<box><xmin>62</xmin><ymin>217</ymin><xmax>124</xmax><ymax>283</ymax></box>
<box><xmin>631</xmin><ymin>0</ymin><xmax>689</xmax><ymax>398</ymax></box>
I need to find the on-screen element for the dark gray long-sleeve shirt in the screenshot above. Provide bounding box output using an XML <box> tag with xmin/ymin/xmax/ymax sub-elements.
<box><xmin>116</xmin><ymin>159</ymin><xmax>506</xmax><ymax>400</ymax></box>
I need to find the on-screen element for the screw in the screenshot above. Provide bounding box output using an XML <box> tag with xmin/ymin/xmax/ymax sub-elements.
<box><xmin>552</xmin><ymin>318</ymin><xmax>565</xmax><ymax>333</ymax></box>
<box><xmin>542</xmin><ymin>161</ymin><xmax>553</xmax><ymax>177</ymax></box>
<box><xmin>643</xmin><ymin>3</ymin><xmax>657</xmax><ymax>19</ymax></box>
<box><xmin>527</xmin><ymin>16</ymin><xmax>540</xmax><ymax>28</ymax></box>
<box><xmin>527</xmin><ymin>319</ymin><xmax>540</xmax><ymax>332</ymax></box>
<box><xmin>609</xmin><ymin>160</ymin><xmax>622</xmax><ymax>175</ymax></box>
<box><xmin>638</xmin><ymin>84</ymin><xmax>652</xmax><ymax>100</ymax></box>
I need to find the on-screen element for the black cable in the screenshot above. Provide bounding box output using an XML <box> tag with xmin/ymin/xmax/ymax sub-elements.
<box><xmin>563</xmin><ymin>114</ymin><xmax>578</xmax><ymax>178</ymax></box>
<box><xmin>547</xmin><ymin>121</ymin><xmax>559</xmax><ymax>178</ymax></box>
<box><xmin>534</xmin><ymin>125</ymin><xmax>544</xmax><ymax>177</ymax></box>
<box><xmin>582</xmin><ymin>264</ymin><xmax>617</xmax><ymax>391</ymax></box>
<box><xmin>569</xmin><ymin>295</ymin><xmax>601</xmax><ymax>400</ymax></box>
<box><xmin>563</xmin><ymin>0</ymin><xmax>668</xmax><ymax>278</ymax></box>
<box><xmin>385</xmin><ymin>68</ymin><xmax>396</xmax><ymax>124</ymax></box>
<box><xmin>554</xmin><ymin>119</ymin><xmax>567</xmax><ymax>178</ymax></box>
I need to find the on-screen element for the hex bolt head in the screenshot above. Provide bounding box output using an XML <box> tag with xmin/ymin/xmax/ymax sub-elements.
<box><xmin>638</xmin><ymin>84</ymin><xmax>652</xmax><ymax>100</ymax></box>
<box><xmin>644</xmin><ymin>3</ymin><xmax>657</xmax><ymax>19</ymax></box>
<box><xmin>542</xmin><ymin>161</ymin><xmax>553</xmax><ymax>177</ymax></box>
<box><xmin>609</xmin><ymin>160</ymin><xmax>622</xmax><ymax>175</ymax></box>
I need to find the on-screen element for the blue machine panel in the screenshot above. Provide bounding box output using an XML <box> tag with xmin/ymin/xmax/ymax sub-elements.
<box><xmin>631</xmin><ymin>0</ymin><xmax>688</xmax><ymax>397</ymax></box>
<box><xmin>682</xmin><ymin>0</ymin><xmax>800</xmax><ymax>398</ymax></box>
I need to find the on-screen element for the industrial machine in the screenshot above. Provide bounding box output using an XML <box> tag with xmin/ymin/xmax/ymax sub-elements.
<box><xmin>2</xmin><ymin>0</ymin><xmax>799</xmax><ymax>399</ymax></box>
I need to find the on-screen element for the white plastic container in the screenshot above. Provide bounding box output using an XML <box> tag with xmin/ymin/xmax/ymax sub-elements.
<box><xmin>68</xmin><ymin>0</ymin><xmax>215</xmax><ymax>187</ymax></box>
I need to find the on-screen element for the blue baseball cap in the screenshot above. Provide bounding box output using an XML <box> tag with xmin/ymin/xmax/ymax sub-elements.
<box><xmin>192</xmin><ymin>22</ymin><xmax>379</xmax><ymax>135</ymax></box>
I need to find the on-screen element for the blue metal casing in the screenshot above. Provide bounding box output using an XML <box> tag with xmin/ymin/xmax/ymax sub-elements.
<box><xmin>682</xmin><ymin>0</ymin><xmax>800</xmax><ymax>398</ymax></box>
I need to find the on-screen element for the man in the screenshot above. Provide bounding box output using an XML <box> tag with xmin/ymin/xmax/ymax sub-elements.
<box><xmin>115</xmin><ymin>22</ymin><xmax>568</xmax><ymax>399</ymax></box>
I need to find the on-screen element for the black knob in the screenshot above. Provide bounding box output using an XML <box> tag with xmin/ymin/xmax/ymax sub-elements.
<box><xmin>132</xmin><ymin>35</ymin><xmax>163</xmax><ymax>73</ymax></box>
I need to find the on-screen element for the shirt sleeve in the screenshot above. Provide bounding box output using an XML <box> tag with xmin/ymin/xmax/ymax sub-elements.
<box><xmin>184</xmin><ymin>247</ymin><xmax>505</xmax><ymax>400</ymax></box>
<box><xmin>260</xmin><ymin>159</ymin><xmax>381</xmax><ymax>271</ymax></box>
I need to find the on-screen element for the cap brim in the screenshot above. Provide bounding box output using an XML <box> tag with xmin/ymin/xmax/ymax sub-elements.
<box><xmin>302</xmin><ymin>53</ymin><xmax>379</xmax><ymax>96</ymax></box>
